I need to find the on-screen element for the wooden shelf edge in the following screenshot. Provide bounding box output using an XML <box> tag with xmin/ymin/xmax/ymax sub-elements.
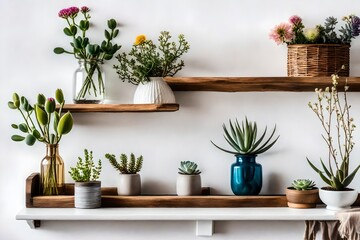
<box><xmin>164</xmin><ymin>77</ymin><xmax>360</xmax><ymax>92</ymax></box>
<box><xmin>57</xmin><ymin>103</ymin><xmax>179</xmax><ymax>113</ymax></box>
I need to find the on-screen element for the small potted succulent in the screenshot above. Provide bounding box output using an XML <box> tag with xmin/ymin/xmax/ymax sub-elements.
<box><xmin>114</xmin><ymin>31</ymin><xmax>190</xmax><ymax>104</ymax></box>
<box><xmin>69</xmin><ymin>149</ymin><xmax>102</xmax><ymax>209</ymax></box>
<box><xmin>211</xmin><ymin>117</ymin><xmax>279</xmax><ymax>195</ymax></box>
<box><xmin>285</xmin><ymin>179</ymin><xmax>319</xmax><ymax>209</ymax></box>
<box><xmin>176</xmin><ymin>161</ymin><xmax>202</xmax><ymax>196</ymax></box>
<box><xmin>106</xmin><ymin>153</ymin><xmax>143</xmax><ymax>196</ymax></box>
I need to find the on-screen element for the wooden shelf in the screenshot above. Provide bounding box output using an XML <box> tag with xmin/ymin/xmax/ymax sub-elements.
<box><xmin>57</xmin><ymin>103</ymin><xmax>179</xmax><ymax>112</ymax></box>
<box><xmin>165</xmin><ymin>77</ymin><xmax>360</xmax><ymax>92</ymax></box>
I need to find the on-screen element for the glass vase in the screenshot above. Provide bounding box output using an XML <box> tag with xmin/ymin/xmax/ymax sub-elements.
<box><xmin>231</xmin><ymin>154</ymin><xmax>262</xmax><ymax>195</ymax></box>
<box><xmin>40</xmin><ymin>144</ymin><xmax>65</xmax><ymax>195</ymax></box>
<box><xmin>73</xmin><ymin>59</ymin><xmax>105</xmax><ymax>104</ymax></box>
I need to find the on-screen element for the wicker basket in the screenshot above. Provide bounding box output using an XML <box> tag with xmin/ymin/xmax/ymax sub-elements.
<box><xmin>287</xmin><ymin>44</ymin><xmax>350</xmax><ymax>77</ymax></box>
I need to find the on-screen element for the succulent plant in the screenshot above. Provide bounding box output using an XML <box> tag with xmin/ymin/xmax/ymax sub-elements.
<box><xmin>178</xmin><ymin>161</ymin><xmax>201</xmax><ymax>175</ymax></box>
<box><xmin>291</xmin><ymin>179</ymin><xmax>316</xmax><ymax>191</ymax></box>
<box><xmin>106</xmin><ymin>153</ymin><xmax>143</xmax><ymax>174</ymax></box>
<box><xmin>69</xmin><ymin>149</ymin><xmax>102</xmax><ymax>182</ymax></box>
<box><xmin>211</xmin><ymin>117</ymin><xmax>280</xmax><ymax>155</ymax></box>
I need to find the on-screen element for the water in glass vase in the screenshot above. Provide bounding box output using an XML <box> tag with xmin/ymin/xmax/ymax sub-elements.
<box><xmin>73</xmin><ymin>59</ymin><xmax>105</xmax><ymax>104</ymax></box>
<box><xmin>40</xmin><ymin>144</ymin><xmax>65</xmax><ymax>195</ymax></box>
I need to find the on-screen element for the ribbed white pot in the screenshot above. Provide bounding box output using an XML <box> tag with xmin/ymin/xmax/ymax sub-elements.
<box><xmin>74</xmin><ymin>181</ymin><xmax>101</xmax><ymax>209</ymax></box>
<box><xmin>319</xmin><ymin>187</ymin><xmax>358</xmax><ymax>210</ymax></box>
<box><xmin>117</xmin><ymin>174</ymin><xmax>141</xmax><ymax>196</ymax></box>
<box><xmin>176</xmin><ymin>174</ymin><xmax>202</xmax><ymax>196</ymax></box>
<box><xmin>133</xmin><ymin>77</ymin><xmax>176</xmax><ymax>104</ymax></box>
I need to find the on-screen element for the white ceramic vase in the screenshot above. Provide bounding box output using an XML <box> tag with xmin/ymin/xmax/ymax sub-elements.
<box><xmin>74</xmin><ymin>181</ymin><xmax>101</xmax><ymax>209</ymax></box>
<box><xmin>319</xmin><ymin>187</ymin><xmax>358</xmax><ymax>210</ymax></box>
<box><xmin>176</xmin><ymin>174</ymin><xmax>202</xmax><ymax>196</ymax></box>
<box><xmin>117</xmin><ymin>174</ymin><xmax>141</xmax><ymax>196</ymax></box>
<box><xmin>133</xmin><ymin>77</ymin><xmax>176</xmax><ymax>104</ymax></box>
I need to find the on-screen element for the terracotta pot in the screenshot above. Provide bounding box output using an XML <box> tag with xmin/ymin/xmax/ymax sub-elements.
<box><xmin>285</xmin><ymin>187</ymin><xmax>319</xmax><ymax>208</ymax></box>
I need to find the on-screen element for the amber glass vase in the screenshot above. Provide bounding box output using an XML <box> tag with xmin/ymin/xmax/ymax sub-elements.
<box><xmin>40</xmin><ymin>144</ymin><xmax>65</xmax><ymax>195</ymax></box>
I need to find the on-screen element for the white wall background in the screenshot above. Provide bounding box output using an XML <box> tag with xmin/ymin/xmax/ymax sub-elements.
<box><xmin>1</xmin><ymin>0</ymin><xmax>360</xmax><ymax>239</ymax></box>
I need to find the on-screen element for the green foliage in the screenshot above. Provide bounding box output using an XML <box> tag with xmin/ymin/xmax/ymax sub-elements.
<box><xmin>307</xmin><ymin>70</ymin><xmax>359</xmax><ymax>190</ymax></box>
<box><xmin>69</xmin><ymin>149</ymin><xmax>102</xmax><ymax>182</ymax></box>
<box><xmin>211</xmin><ymin>117</ymin><xmax>279</xmax><ymax>156</ymax></box>
<box><xmin>291</xmin><ymin>179</ymin><xmax>316</xmax><ymax>191</ymax></box>
<box><xmin>114</xmin><ymin>31</ymin><xmax>190</xmax><ymax>85</ymax></box>
<box><xmin>178</xmin><ymin>161</ymin><xmax>201</xmax><ymax>175</ymax></box>
<box><xmin>106</xmin><ymin>153</ymin><xmax>143</xmax><ymax>174</ymax></box>
<box><xmin>8</xmin><ymin>89</ymin><xmax>73</xmax><ymax>146</ymax></box>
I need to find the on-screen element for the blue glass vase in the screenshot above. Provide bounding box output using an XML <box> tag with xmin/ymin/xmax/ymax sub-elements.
<box><xmin>231</xmin><ymin>155</ymin><xmax>262</xmax><ymax>195</ymax></box>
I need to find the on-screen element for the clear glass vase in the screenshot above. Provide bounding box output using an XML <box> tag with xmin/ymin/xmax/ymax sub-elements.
<box><xmin>40</xmin><ymin>144</ymin><xmax>65</xmax><ymax>195</ymax></box>
<box><xmin>73</xmin><ymin>59</ymin><xmax>105</xmax><ymax>104</ymax></box>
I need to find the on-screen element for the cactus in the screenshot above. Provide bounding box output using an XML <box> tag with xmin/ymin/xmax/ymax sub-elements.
<box><xmin>106</xmin><ymin>153</ymin><xmax>143</xmax><ymax>174</ymax></box>
<box><xmin>178</xmin><ymin>161</ymin><xmax>201</xmax><ymax>175</ymax></box>
<box><xmin>291</xmin><ymin>179</ymin><xmax>316</xmax><ymax>191</ymax></box>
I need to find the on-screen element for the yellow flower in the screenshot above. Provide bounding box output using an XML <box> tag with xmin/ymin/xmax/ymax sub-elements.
<box><xmin>134</xmin><ymin>35</ymin><xmax>146</xmax><ymax>45</ymax></box>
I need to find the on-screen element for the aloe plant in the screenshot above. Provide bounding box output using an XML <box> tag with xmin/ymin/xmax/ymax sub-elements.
<box><xmin>178</xmin><ymin>161</ymin><xmax>201</xmax><ymax>175</ymax></box>
<box><xmin>211</xmin><ymin>117</ymin><xmax>279</xmax><ymax>155</ymax></box>
<box><xmin>291</xmin><ymin>179</ymin><xmax>316</xmax><ymax>191</ymax></box>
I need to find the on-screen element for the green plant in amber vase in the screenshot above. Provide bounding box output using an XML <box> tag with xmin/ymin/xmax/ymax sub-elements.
<box><xmin>8</xmin><ymin>89</ymin><xmax>74</xmax><ymax>195</ymax></box>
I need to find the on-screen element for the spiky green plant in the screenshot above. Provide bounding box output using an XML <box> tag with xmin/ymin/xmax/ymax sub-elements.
<box><xmin>178</xmin><ymin>161</ymin><xmax>201</xmax><ymax>175</ymax></box>
<box><xmin>291</xmin><ymin>179</ymin><xmax>316</xmax><ymax>191</ymax></box>
<box><xmin>106</xmin><ymin>153</ymin><xmax>143</xmax><ymax>174</ymax></box>
<box><xmin>69</xmin><ymin>149</ymin><xmax>102</xmax><ymax>182</ymax></box>
<box><xmin>211</xmin><ymin>117</ymin><xmax>280</xmax><ymax>155</ymax></box>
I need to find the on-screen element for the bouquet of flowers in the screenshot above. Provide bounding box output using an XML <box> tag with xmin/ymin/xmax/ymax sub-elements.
<box><xmin>269</xmin><ymin>14</ymin><xmax>360</xmax><ymax>45</ymax></box>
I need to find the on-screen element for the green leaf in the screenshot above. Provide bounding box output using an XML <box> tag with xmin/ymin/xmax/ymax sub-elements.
<box><xmin>53</xmin><ymin>47</ymin><xmax>65</xmax><ymax>54</ymax></box>
<box><xmin>32</xmin><ymin>129</ymin><xmax>41</xmax><ymax>139</ymax></box>
<box><xmin>103</xmin><ymin>54</ymin><xmax>113</xmax><ymax>60</ymax></box>
<box><xmin>343</xmin><ymin>164</ymin><xmax>360</xmax><ymax>187</ymax></box>
<box><xmin>114</xmin><ymin>29</ymin><xmax>119</xmax><ymax>38</ymax></box>
<box><xmin>320</xmin><ymin>159</ymin><xmax>332</xmax><ymax>178</ymax></box>
<box><xmin>19</xmin><ymin>123</ymin><xmax>28</xmax><ymax>133</ymax></box>
<box><xmin>11</xmin><ymin>135</ymin><xmax>25</xmax><ymax>142</ymax></box>
<box><xmin>57</xmin><ymin>111</ymin><xmax>73</xmax><ymax>135</ymax></box>
<box><xmin>11</xmin><ymin>124</ymin><xmax>18</xmax><ymax>129</ymax></box>
<box><xmin>53</xmin><ymin>112</ymin><xmax>60</xmax><ymax>132</ymax></box>
<box><xmin>74</xmin><ymin>37</ymin><xmax>82</xmax><ymax>49</ymax></box>
<box><xmin>55</xmin><ymin>89</ymin><xmax>64</xmax><ymax>104</ymax></box>
<box><xmin>105</xmin><ymin>30</ymin><xmax>111</xmax><ymax>40</ymax></box>
<box><xmin>35</xmin><ymin>105</ymin><xmax>48</xmax><ymax>126</ymax></box>
<box><xmin>107</xmin><ymin>19</ymin><xmax>117</xmax><ymax>29</ymax></box>
<box><xmin>8</xmin><ymin>101</ymin><xmax>17</xmax><ymax>109</ymax></box>
<box><xmin>25</xmin><ymin>134</ymin><xmax>36</xmax><ymax>146</ymax></box>
<box><xmin>70</xmin><ymin>25</ymin><xmax>77</xmax><ymax>36</ymax></box>
<box><xmin>210</xmin><ymin>141</ymin><xmax>238</xmax><ymax>155</ymax></box>
<box><xmin>63</xmin><ymin>27</ymin><xmax>72</xmax><ymax>36</ymax></box>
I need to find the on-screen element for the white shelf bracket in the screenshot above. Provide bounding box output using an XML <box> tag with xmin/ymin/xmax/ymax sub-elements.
<box><xmin>26</xmin><ymin>220</ymin><xmax>40</xmax><ymax>229</ymax></box>
<box><xmin>196</xmin><ymin>220</ymin><xmax>214</xmax><ymax>237</ymax></box>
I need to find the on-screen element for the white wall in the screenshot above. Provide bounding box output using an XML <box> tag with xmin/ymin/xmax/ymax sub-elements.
<box><xmin>1</xmin><ymin>0</ymin><xmax>360</xmax><ymax>239</ymax></box>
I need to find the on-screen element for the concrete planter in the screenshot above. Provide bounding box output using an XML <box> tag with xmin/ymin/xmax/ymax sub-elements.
<box><xmin>176</xmin><ymin>174</ymin><xmax>202</xmax><ymax>196</ymax></box>
<box><xmin>117</xmin><ymin>174</ymin><xmax>141</xmax><ymax>196</ymax></box>
<box><xmin>74</xmin><ymin>181</ymin><xmax>101</xmax><ymax>209</ymax></box>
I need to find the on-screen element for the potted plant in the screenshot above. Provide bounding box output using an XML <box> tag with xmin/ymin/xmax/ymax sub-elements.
<box><xmin>176</xmin><ymin>161</ymin><xmax>202</xmax><ymax>196</ymax></box>
<box><xmin>54</xmin><ymin>6</ymin><xmax>121</xmax><ymax>103</ymax></box>
<box><xmin>285</xmin><ymin>179</ymin><xmax>319</xmax><ymax>209</ymax></box>
<box><xmin>269</xmin><ymin>14</ymin><xmax>360</xmax><ymax>77</ymax></box>
<box><xmin>69</xmin><ymin>149</ymin><xmax>102</xmax><ymax>209</ymax></box>
<box><xmin>307</xmin><ymin>70</ymin><xmax>359</xmax><ymax>210</ymax></box>
<box><xmin>114</xmin><ymin>31</ymin><xmax>190</xmax><ymax>104</ymax></box>
<box><xmin>211</xmin><ymin>117</ymin><xmax>279</xmax><ymax>195</ymax></box>
<box><xmin>8</xmin><ymin>89</ymin><xmax>73</xmax><ymax>195</ymax></box>
<box><xmin>106</xmin><ymin>153</ymin><xmax>143</xmax><ymax>196</ymax></box>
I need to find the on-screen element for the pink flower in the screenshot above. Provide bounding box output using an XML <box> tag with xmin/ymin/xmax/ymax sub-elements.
<box><xmin>67</xmin><ymin>7</ymin><xmax>79</xmax><ymax>17</ymax></box>
<box><xmin>269</xmin><ymin>23</ymin><xmax>294</xmax><ymax>45</ymax></box>
<box><xmin>58</xmin><ymin>7</ymin><xmax>79</xmax><ymax>18</ymax></box>
<box><xmin>58</xmin><ymin>8</ymin><xmax>70</xmax><ymax>18</ymax></box>
<box><xmin>81</xmin><ymin>6</ymin><xmax>90</xmax><ymax>13</ymax></box>
<box><xmin>289</xmin><ymin>15</ymin><xmax>302</xmax><ymax>26</ymax></box>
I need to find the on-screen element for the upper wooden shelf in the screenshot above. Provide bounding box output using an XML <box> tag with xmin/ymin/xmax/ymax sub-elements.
<box><xmin>58</xmin><ymin>104</ymin><xmax>179</xmax><ymax>113</ymax></box>
<box><xmin>164</xmin><ymin>77</ymin><xmax>360</xmax><ymax>92</ymax></box>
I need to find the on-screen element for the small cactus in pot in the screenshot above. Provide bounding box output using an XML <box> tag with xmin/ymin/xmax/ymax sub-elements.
<box><xmin>177</xmin><ymin>161</ymin><xmax>202</xmax><ymax>196</ymax></box>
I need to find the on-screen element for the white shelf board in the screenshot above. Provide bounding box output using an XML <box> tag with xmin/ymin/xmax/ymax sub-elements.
<box><xmin>16</xmin><ymin>207</ymin><xmax>337</xmax><ymax>236</ymax></box>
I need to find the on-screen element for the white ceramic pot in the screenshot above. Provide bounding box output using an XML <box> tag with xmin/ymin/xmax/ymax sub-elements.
<box><xmin>319</xmin><ymin>187</ymin><xmax>358</xmax><ymax>210</ymax></box>
<box><xmin>117</xmin><ymin>174</ymin><xmax>141</xmax><ymax>196</ymax></box>
<box><xmin>176</xmin><ymin>174</ymin><xmax>202</xmax><ymax>196</ymax></box>
<box><xmin>133</xmin><ymin>77</ymin><xmax>176</xmax><ymax>104</ymax></box>
<box><xmin>74</xmin><ymin>181</ymin><xmax>101</xmax><ymax>209</ymax></box>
